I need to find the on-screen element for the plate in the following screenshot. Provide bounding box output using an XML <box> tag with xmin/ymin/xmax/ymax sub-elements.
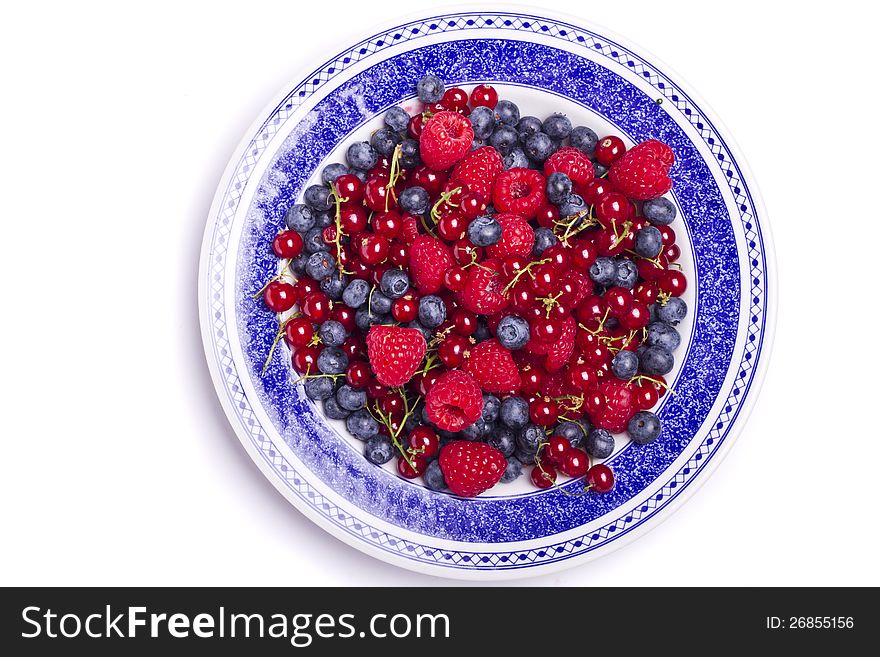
<box><xmin>198</xmin><ymin>8</ymin><xmax>774</xmax><ymax>579</ymax></box>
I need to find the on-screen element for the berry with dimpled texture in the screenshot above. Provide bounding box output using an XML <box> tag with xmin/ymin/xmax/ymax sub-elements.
<box><xmin>408</xmin><ymin>235</ymin><xmax>454</xmax><ymax>294</ymax></box>
<box><xmin>463</xmin><ymin>339</ymin><xmax>521</xmax><ymax>394</ymax></box>
<box><xmin>451</xmin><ymin>146</ymin><xmax>503</xmax><ymax>201</ymax></box>
<box><xmin>425</xmin><ymin>369</ymin><xmax>484</xmax><ymax>432</ymax></box>
<box><xmin>439</xmin><ymin>440</ymin><xmax>507</xmax><ymax>497</ymax></box>
<box><xmin>419</xmin><ymin>111</ymin><xmax>474</xmax><ymax>171</ymax></box>
<box><xmin>365</xmin><ymin>325</ymin><xmax>427</xmax><ymax>386</ymax></box>
<box><xmin>493</xmin><ymin>168</ymin><xmax>547</xmax><ymax>220</ymax></box>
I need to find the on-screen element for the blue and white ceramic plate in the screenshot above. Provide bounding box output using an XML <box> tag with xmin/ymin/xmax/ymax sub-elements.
<box><xmin>199</xmin><ymin>8</ymin><xmax>774</xmax><ymax>579</ymax></box>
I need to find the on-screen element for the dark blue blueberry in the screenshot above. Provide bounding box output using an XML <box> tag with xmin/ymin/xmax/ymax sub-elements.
<box><xmin>500</xmin><ymin>396</ymin><xmax>529</xmax><ymax>429</ymax></box>
<box><xmin>351</xmin><ymin>169</ymin><xmax>368</xmax><ymax>183</ymax></box>
<box><xmin>657</xmin><ymin>297</ymin><xmax>688</xmax><ymax>325</ymax></box>
<box><xmin>634</xmin><ymin>226</ymin><xmax>663</xmax><ymax>258</ymax></box>
<box><xmin>554</xmin><ymin>421</ymin><xmax>587</xmax><ymax>449</ymax></box>
<box><xmin>487</xmin><ymin>427</ymin><xmax>516</xmax><ymax>457</ymax></box>
<box><xmin>467</xmin><ymin>215</ymin><xmax>502</xmax><ymax>247</ymax></box>
<box><xmin>355</xmin><ymin>307</ymin><xmax>390</xmax><ymax>331</ymax></box>
<box><xmin>404</xmin><ymin>413</ymin><xmax>420</xmax><ymax>434</ymax></box>
<box><xmin>642</xmin><ymin>197</ymin><xmax>677</xmax><ymax>225</ymax></box>
<box><xmin>384</xmin><ymin>105</ymin><xmax>411</xmax><ymax>133</ymax></box>
<box><xmin>399</xmin><ymin>139</ymin><xmax>421</xmax><ymax>168</ymax></box>
<box><xmin>558</xmin><ymin>192</ymin><xmax>587</xmax><ymax>218</ymax></box>
<box><xmin>370</xmin><ymin>128</ymin><xmax>400</xmax><ymax>157</ymax></box>
<box><xmin>589</xmin><ymin>256</ymin><xmax>618</xmax><ymax>285</ymax></box>
<box><xmin>628</xmin><ymin>411</ymin><xmax>661</xmax><ymax>445</ymax></box>
<box><xmin>305</xmin><ymin>251</ymin><xmax>336</xmax><ymax>280</ymax></box>
<box><xmin>569</xmin><ymin>125</ymin><xmax>599</xmax><ymax>155</ymax></box>
<box><xmin>489</xmin><ymin>125</ymin><xmax>519</xmax><ymax>155</ymax></box>
<box><xmin>496</xmin><ymin>315</ymin><xmax>530</xmax><ymax>350</ymax></box>
<box><xmin>494</xmin><ymin>99</ymin><xmax>520</xmax><ymax>126</ymax></box>
<box><xmin>516</xmin><ymin>116</ymin><xmax>543</xmax><ymax>140</ymax></box>
<box><xmin>546</xmin><ymin>171</ymin><xmax>573</xmax><ymax>205</ymax></box>
<box><xmin>303</xmin><ymin>376</ymin><xmax>334</xmax><ymax>401</ymax></box>
<box><xmin>346</xmin><ymin>409</ymin><xmax>379</xmax><ymax>441</ymax></box>
<box><xmin>532</xmin><ymin>227</ymin><xmax>558</xmax><ymax>257</ymax></box>
<box><xmin>646</xmin><ymin>321</ymin><xmax>681</xmax><ymax>351</ymax></box>
<box><xmin>586</xmin><ymin>428</ymin><xmax>615</xmax><ymax>459</ymax></box>
<box><xmin>398</xmin><ymin>186</ymin><xmax>430</xmax><ymax>215</ymax></box>
<box><xmin>639</xmin><ymin>345</ymin><xmax>675</xmax><ymax>375</ymax></box>
<box><xmin>313</xmin><ymin>210</ymin><xmax>334</xmax><ymax>228</ymax></box>
<box><xmin>591</xmin><ymin>160</ymin><xmax>609</xmax><ymax>178</ymax></box>
<box><xmin>320</xmin><ymin>163</ymin><xmax>350</xmax><ymax>185</ymax></box>
<box><xmin>418</xmin><ymin>295</ymin><xmax>446</xmax><ymax>328</ymax></box>
<box><xmin>285</xmin><ymin>203</ymin><xmax>314</xmax><ymax>232</ymax></box>
<box><xmin>318</xmin><ymin>320</ymin><xmax>347</xmax><ymax>347</ymax></box>
<box><xmin>542</xmin><ymin>113</ymin><xmax>572</xmax><ymax>140</ymax></box>
<box><xmin>416</xmin><ymin>74</ymin><xmax>444</xmax><ymax>103</ymax></box>
<box><xmin>379</xmin><ymin>268</ymin><xmax>410</xmax><ymax>299</ymax></box>
<box><xmin>323</xmin><ymin>396</ymin><xmax>351</xmax><ymax>420</ymax></box>
<box><xmin>480</xmin><ymin>420</ymin><xmax>497</xmax><ymax>439</ymax></box>
<box><xmin>304</xmin><ymin>184</ymin><xmax>333</xmax><ymax>212</ymax></box>
<box><xmin>615</xmin><ymin>258</ymin><xmax>639</xmax><ymax>288</ymax></box>
<box><xmin>516</xmin><ymin>423</ymin><xmax>544</xmax><ymax>454</ymax></box>
<box><xmin>289</xmin><ymin>253</ymin><xmax>309</xmax><ymax>276</ymax></box>
<box><xmin>469</xmin><ymin>106</ymin><xmax>496</xmax><ymax>140</ymax></box>
<box><xmin>604</xmin><ymin>317</ymin><xmax>620</xmax><ymax>331</ymax></box>
<box><xmin>503</xmin><ymin>147</ymin><xmax>530</xmax><ymax>170</ymax></box>
<box><xmin>500</xmin><ymin>457</ymin><xmax>523</xmax><ymax>483</ymax></box>
<box><xmin>364</xmin><ymin>436</ymin><xmax>394</xmax><ymax>465</ymax></box>
<box><xmin>319</xmin><ymin>271</ymin><xmax>348</xmax><ymax>300</ymax></box>
<box><xmin>471</xmin><ymin>139</ymin><xmax>485</xmax><ymax>151</ymax></box>
<box><xmin>336</xmin><ymin>384</ymin><xmax>367</xmax><ymax>411</ymax></box>
<box><xmin>303</xmin><ymin>227</ymin><xmax>328</xmax><ymax>254</ymax></box>
<box><xmin>405</xmin><ymin>319</ymin><xmax>433</xmax><ymax>342</ymax></box>
<box><xmin>369</xmin><ymin>289</ymin><xmax>392</xmax><ymax>314</ymax></box>
<box><xmin>523</xmin><ymin>131</ymin><xmax>554</xmax><ymax>162</ymax></box>
<box><xmin>460</xmin><ymin>421</ymin><xmax>483</xmax><ymax>441</ymax></box>
<box><xmin>317</xmin><ymin>346</ymin><xmax>348</xmax><ymax>374</ymax></box>
<box><xmin>514</xmin><ymin>448</ymin><xmax>536</xmax><ymax>465</ymax></box>
<box><xmin>482</xmin><ymin>394</ymin><xmax>501</xmax><ymax>422</ymax></box>
<box><xmin>612</xmin><ymin>350</ymin><xmax>639</xmax><ymax>380</ymax></box>
<box><xmin>423</xmin><ymin>459</ymin><xmax>447</xmax><ymax>490</ymax></box>
<box><xmin>346</xmin><ymin>141</ymin><xmax>378</xmax><ymax>171</ymax></box>
<box><xmin>472</xmin><ymin>318</ymin><xmax>491</xmax><ymax>342</ymax></box>
<box><xmin>342</xmin><ymin>278</ymin><xmax>370</xmax><ymax>308</ymax></box>
<box><xmin>648</xmin><ymin>304</ymin><xmax>660</xmax><ymax>325</ymax></box>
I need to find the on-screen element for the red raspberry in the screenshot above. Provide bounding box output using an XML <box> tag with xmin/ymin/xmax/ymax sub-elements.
<box><xmin>544</xmin><ymin>316</ymin><xmax>577</xmax><ymax>373</ymax></box>
<box><xmin>419</xmin><ymin>111</ymin><xmax>474</xmax><ymax>171</ymax></box>
<box><xmin>558</xmin><ymin>270</ymin><xmax>591</xmax><ymax>309</ymax></box>
<box><xmin>439</xmin><ymin>441</ymin><xmax>507</xmax><ymax>497</ymax></box>
<box><xmin>450</xmin><ymin>146</ymin><xmax>503</xmax><ymax>202</ymax></box>
<box><xmin>486</xmin><ymin>212</ymin><xmax>534</xmax><ymax>259</ymax></box>
<box><xmin>456</xmin><ymin>258</ymin><xmax>509</xmax><ymax>315</ymax></box>
<box><xmin>590</xmin><ymin>377</ymin><xmax>637</xmax><ymax>433</ymax></box>
<box><xmin>633</xmin><ymin>139</ymin><xmax>675</xmax><ymax>168</ymax></box>
<box><xmin>425</xmin><ymin>370</ymin><xmax>484</xmax><ymax>432</ymax></box>
<box><xmin>492</xmin><ymin>168</ymin><xmax>547</xmax><ymax>219</ymax></box>
<box><xmin>365</xmin><ymin>325</ymin><xmax>428</xmax><ymax>387</ymax></box>
<box><xmin>408</xmin><ymin>235</ymin><xmax>454</xmax><ymax>294</ymax></box>
<box><xmin>543</xmin><ymin>146</ymin><xmax>595</xmax><ymax>191</ymax></box>
<box><xmin>609</xmin><ymin>139</ymin><xmax>675</xmax><ymax>201</ymax></box>
<box><xmin>541</xmin><ymin>369</ymin><xmax>580</xmax><ymax>399</ymax></box>
<box><xmin>463</xmin><ymin>339</ymin><xmax>521</xmax><ymax>394</ymax></box>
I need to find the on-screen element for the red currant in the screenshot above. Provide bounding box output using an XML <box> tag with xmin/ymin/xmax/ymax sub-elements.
<box><xmin>530</xmin><ymin>465</ymin><xmax>557</xmax><ymax>489</ymax></box>
<box><xmin>570</xmin><ymin>239</ymin><xmax>598</xmax><ymax>269</ymax></box>
<box><xmin>658</xmin><ymin>269</ymin><xmax>687</xmax><ymax>296</ymax></box>
<box><xmin>567</xmin><ymin>361</ymin><xmax>598</xmax><ymax>392</ymax></box>
<box><xmin>459</xmin><ymin>191</ymin><xmax>487</xmax><ymax>219</ymax></box>
<box><xmin>328</xmin><ymin>305</ymin><xmax>356</xmax><ymax>332</ymax></box>
<box><xmin>532</xmin><ymin>318</ymin><xmax>560</xmax><ymax>342</ymax></box>
<box><xmin>634</xmin><ymin>281</ymin><xmax>659</xmax><ymax>305</ymax></box>
<box><xmin>520</xmin><ymin>367</ymin><xmax>545</xmax><ymax>396</ymax></box>
<box><xmin>469</xmin><ymin>84</ymin><xmax>498</xmax><ymax>109</ymax></box>
<box><xmin>334</xmin><ymin>174</ymin><xmax>364</xmax><ymax>204</ymax></box>
<box><xmin>619</xmin><ymin>301</ymin><xmax>650</xmax><ymax>330</ymax></box>
<box><xmin>300</xmin><ymin>291</ymin><xmax>331</xmax><ymax>322</ymax></box>
<box><xmin>408</xmin><ymin>114</ymin><xmax>426</xmax><ymax>139</ymax></box>
<box><xmin>339</xmin><ymin>203</ymin><xmax>368</xmax><ymax>233</ymax></box>
<box><xmin>272</xmin><ymin>230</ymin><xmax>303</xmax><ymax>259</ymax></box>
<box><xmin>371</xmin><ymin>210</ymin><xmax>402</xmax><ymax>238</ymax></box>
<box><xmin>594</xmin><ymin>136</ymin><xmax>626</xmax><ymax>166</ymax></box>
<box><xmin>366</xmin><ymin>379</ymin><xmax>388</xmax><ymax>399</ymax></box>
<box><xmin>586</xmin><ymin>463</ymin><xmax>615</xmax><ymax>493</ymax></box>
<box><xmin>438</xmin><ymin>333</ymin><xmax>469</xmax><ymax>367</ymax></box>
<box><xmin>604</xmin><ymin>286</ymin><xmax>633</xmax><ymax>317</ymax></box>
<box><xmin>633</xmin><ymin>380</ymin><xmax>660</xmax><ymax>410</ymax></box>
<box><xmin>529</xmin><ymin>398</ymin><xmax>559</xmax><ymax>426</ymax></box>
<box><xmin>529</xmin><ymin>263</ymin><xmax>559</xmax><ymax>295</ymax></box>
<box><xmin>345</xmin><ymin>361</ymin><xmax>370</xmax><ymax>388</ymax></box>
<box><xmin>536</xmin><ymin>203</ymin><xmax>560</xmax><ymax>229</ymax></box>
<box><xmin>437</xmin><ymin>212</ymin><xmax>467</xmax><ymax>241</ymax></box>
<box><xmin>291</xmin><ymin>345</ymin><xmax>320</xmax><ymax>374</ymax></box>
<box><xmin>664</xmin><ymin>243</ymin><xmax>681</xmax><ymax>262</ymax></box>
<box><xmin>391</xmin><ymin>294</ymin><xmax>419</xmax><ymax>323</ymax></box>
<box><xmin>284</xmin><ymin>317</ymin><xmax>314</xmax><ymax>348</ymax></box>
<box><xmin>595</xmin><ymin>192</ymin><xmax>633</xmax><ymax>224</ymax></box>
<box><xmin>658</xmin><ymin>225</ymin><xmax>676</xmax><ymax>247</ymax></box>
<box><xmin>581</xmin><ymin>177</ymin><xmax>616</xmax><ymax>204</ymax></box>
<box><xmin>410</xmin><ymin>166</ymin><xmax>448</xmax><ymax>197</ymax></box>
<box><xmin>364</xmin><ymin>176</ymin><xmax>395</xmax><ymax>212</ymax></box>
<box><xmin>388</xmin><ymin>241</ymin><xmax>409</xmax><ymax>267</ymax></box>
<box><xmin>408</xmin><ymin>426</ymin><xmax>439</xmax><ymax>458</ymax></box>
<box><xmin>452</xmin><ymin>238</ymin><xmax>482</xmax><ymax>265</ymax></box>
<box><xmin>263</xmin><ymin>280</ymin><xmax>297</xmax><ymax>312</ymax></box>
<box><xmin>544</xmin><ymin>435</ymin><xmax>571</xmax><ymax>467</ymax></box>
<box><xmin>560</xmin><ymin>449</ymin><xmax>590</xmax><ymax>478</ymax></box>
<box><xmin>397</xmin><ymin>454</ymin><xmax>427</xmax><ymax>479</ymax></box>
<box><xmin>443</xmin><ymin>266</ymin><xmax>468</xmax><ymax>292</ymax></box>
<box><xmin>342</xmin><ymin>335</ymin><xmax>366</xmax><ymax>360</ymax></box>
<box><xmin>543</xmin><ymin>244</ymin><xmax>572</xmax><ymax>271</ymax></box>
<box><xmin>357</xmin><ymin>233</ymin><xmax>390</xmax><ymax>265</ymax></box>
<box><xmin>451</xmin><ymin>308</ymin><xmax>477</xmax><ymax>336</ymax></box>
<box><xmin>441</xmin><ymin>87</ymin><xmax>468</xmax><ymax>111</ymax></box>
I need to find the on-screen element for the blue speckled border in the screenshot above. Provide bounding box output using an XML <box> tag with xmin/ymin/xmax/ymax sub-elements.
<box><xmin>204</xmin><ymin>12</ymin><xmax>768</xmax><ymax>571</ymax></box>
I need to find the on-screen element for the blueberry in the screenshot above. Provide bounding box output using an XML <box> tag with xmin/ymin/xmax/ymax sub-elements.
<box><xmin>289</xmin><ymin>253</ymin><xmax>309</xmax><ymax>276</ymax></box>
<box><xmin>514</xmin><ymin>448</ymin><xmax>536</xmax><ymax>465</ymax></box>
<box><xmin>503</xmin><ymin>147</ymin><xmax>530</xmax><ymax>170</ymax></box>
<box><xmin>418</xmin><ymin>295</ymin><xmax>446</xmax><ymax>328</ymax></box>
<box><xmin>423</xmin><ymin>459</ymin><xmax>447</xmax><ymax>490</ymax></box>
<box><xmin>384</xmin><ymin>105</ymin><xmax>411</xmax><ymax>133</ymax></box>
<box><xmin>303</xmin><ymin>376</ymin><xmax>334</xmax><ymax>401</ymax></box>
<box><xmin>471</xmin><ymin>139</ymin><xmax>485</xmax><ymax>151</ymax></box>
<box><xmin>285</xmin><ymin>203</ymin><xmax>314</xmax><ymax>232</ymax></box>
<box><xmin>312</xmin><ymin>210</ymin><xmax>333</xmax><ymax>228</ymax></box>
<box><xmin>346</xmin><ymin>409</ymin><xmax>379</xmax><ymax>441</ymax></box>
<box><xmin>416</xmin><ymin>74</ymin><xmax>444</xmax><ymax>103</ymax></box>
<box><xmin>546</xmin><ymin>172</ymin><xmax>573</xmax><ymax>205</ymax></box>
<box><xmin>351</xmin><ymin>169</ymin><xmax>368</xmax><ymax>183</ymax></box>
<box><xmin>370</xmin><ymin>128</ymin><xmax>401</xmax><ymax>157</ymax></box>
<box><xmin>612</xmin><ymin>350</ymin><xmax>639</xmax><ymax>380</ymax></box>
<box><xmin>379</xmin><ymin>268</ymin><xmax>410</xmax><ymax>299</ymax></box>
<box><xmin>591</xmin><ymin>160</ymin><xmax>609</xmax><ymax>178</ymax></box>
<box><xmin>634</xmin><ymin>226</ymin><xmax>663</xmax><ymax>258</ymax></box>
<box><xmin>494</xmin><ymin>99</ymin><xmax>520</xmax><ymax>126</ymax></box>
<box><xmin>305</xmin><ymin>251</ymin><xmax>336</xmax><ymax>280</ymax></box>
<box><xmin>364</xmin><ymin>436</ymin><xmax>394</xmax><ymax>465</ymax></box>
<box><xmin>517</xmin><ymin>116</ymin><xmax>543</xmax><ymax>140</ymax></box>
<box><xmin>589</xmin><ymin>256</ymin><xmax>618</xmax><ymax>285</ymax></box>
<box><xmin>628</xmin><ymin>411</ymin><xmax>661</xmax><ymax>445</ymax></box>
<box><xmin>405</xmin><ymin>319</ymin><xmax>433</xmax><ymax>342</ymax></box>
<box><xmin>369</xmin><ymin>289</ymin><xmax>392</xmax><ymax>314</ymax></box>
<box><xmin>467</xmin><ymin>216</ymin><xmax>502</xmax><ymax>247</ymax></box>
<box><xmin>346</xmin><ymin>141</ymin><xmax>378</xmax><ymax>171</ymax></box>
<box><xmin>569</xmin><ymin>125</ymin><xmax>599</xmax><ymax>155</ymax></box>
<box><xmin>496</xmin><ymin>315</ymin><xmax>530</xmax><ymax>350</ymax></box>
<box><xmin>642</xmin><ymin>197</ymin><xmax>677</xmax><ymax>225</ymax></box>
<box><xmin>460</xmin><ymin>421</ymin><xmax>483</xmax><ymax>441</ymax></box>
<box><xmin>486</xmin><ymin>427</ymin><xmax>516</xmax><ymax>457</ymax></box>
<box><xmin>323</xmin><ymin>396</ymin><xmax>351</xmax><ymax>420</ymax></box>
<box><xmin>558</xmin><ymin>193</ymin><xmax>586</xmax><ymax>218</ymax></box>
<box><xmin>399</xmin><ymin>139</ymin><xmax>421</xmax><ymax>168</ymax></box>
<box><xmin>482</xmin><ymin>394</ymin><xmax>501</xmax><ymax>422</ymax></box>
<box><xmin>319</xmin><ymin>271</ymin><xmax>348</xmax><ymax>300</ymax></box>
<box><xmin>555</xmin><ymin>421</ymin><xmax>588</xmax><ymax>449</ymax></box>
<box><xmin>585</xmin><ymin>428</ymin><xmax>615</xmax><ymax>459</ymax></box>
<box><xmin>523</xmin><ymin>132</ymin><xmax>554</xmax><ymax>162</ymax></box>
<box><xmin>500</xmin><ymin>457</ymin><xmax>523</xmax><ymax>483</ymax></box>
<box><xmin>648</xmin><ymin>304</ymin><xmax>660</xmax><ymax>325</ymax></box>
<box><xmin>532</xmin><ymin>227</ymin><xmax>558</xmax><ymax>257</ymax></box>
<box><xmin>398</xmin><ymin>186</ymin><xmax>430</xmax><ymax>215</ymax></box>
<box><xmin>342</xmin><ymin>278</ymin><xmax>370</xmax><ymax>308</ymax></box>
<box><xmin>516</xmin><ymin>423</ymin><xmax>544</xmax><ymax>454</ymax></box>
<box><xmin>647</xmin><ymin>321</ymin><xmax>681</xmax><ymax>351</ymax></box>
<box><xmin>355</xmin><ymin>307</ymin><xmax>390</xmax><ymax>331</ymax></box>
<box><xmin>657</xmin><ymin>297</ymin><xmax>688</xmax><ymax>325</ymax></box>
<box><xmin>468</xmin><ymin>105</ymin><xmax>496</xmax><ymax>140</ymax></box>
<box><xmin>615</xmin><ymin>258</ymin><xmax>639</xmax><ymax>288</ymax></box>
<box><xmin>639</xmin><ymin>345</ymin><xmax>675</xmax><ymax>375</ymax></box>
<box><xmin>317</xmin><ymin>346</ymin><xmax>348</xmax><ymax>374</ymax></box>
<box><xmin>304</xmin><ymin>184</ymin><xmax>333</xmax><ymax>212</ymax></box>
<box><xmin>489</xmin><ymin>125</ymin><xmax>519</xmax><ymax>155</ymax></box>
<box><xmin>473</xmin><ymin>318</ymin><xmax>491</xmax><ymax>342</ymax></box>
<box><xmin>336</xmin><ymin>384</ymin><xmax>367</xmax><ymax>411</ymax></box>
<box><xmin>542</xmin><ymin>113</ymin><xmax>572</xmax><ymax>140</ymax></box>
<box><xmin>321</xmin><ymin>163</ymin><xmax>350</xmax><ymax>185</ymax></box>
<box><xmin>303</xmin><ymin>227</ymin><xmax>328</xmax><ymax>254</ymax></box>
<box><xmin>318</xmin><ymin>320</ymin><xmax>346</xmax><ymax>347</ymax></box>
<box><xmin>500</xmin><ymin>396</ymin><xmax>529</xmax><ymax>429</ymax></box>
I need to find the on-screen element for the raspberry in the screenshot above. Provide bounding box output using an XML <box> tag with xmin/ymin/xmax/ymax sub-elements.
<box><xmin>463</xmin><ymin>339</ymin><xmax>521</xmax><ymax>394</ymax></box>
<box><xmin>450</xmin><ymin>146</ymin><xmax>503</xmax><ymax>202</ymax></box>
<box><xmin>485</xmin><ymin>212</ymin><xmax>534</xmax><ymax>259</ymax></box>
<box><xmin>590</xmin><ymin>377</ymin><xmax>637</xmax><ymax>433</ymax></box>
<box><xmin>544</xmin><ymin>316</ymin><xmax>577</xmax><ymax>373</ymax></box>
<box><xmin>438</xmin><ymin>441</ymin><xmax>507</xmax><ymax>497</ymax></box>
<box><xmin>425</xmin><ymin>369</ymin><xmax>484</xmax><ymax>432</ymax></box>
<box><xmin>493</xmin><ymin>168</ymin><xmax>547</xmax><ymax>219</ymax></box>
<box><xmin>365</xmin><ymin>325</ymin><xmax>428</xmax><ymax>387</ymax></box>
<box><xmin>456</xmin><ymin>258</ymin><xmax>510</xmax><ymax>315</ymax></box>
<box><xmin>419</xmin><ymin>111</ymin><xmax>474</xmax><ymax>171</ymax></box>
<box><xmin>408</xmin><ymin>235</ymin><xmax>454</xmax><ymax>294</ymax></box>
<box><xmin>544</xmin><ymin>146</ymin><xmax>595</xmax><ymax>191</ymax></box>
<box><xmin>609</xmin><ymin>139</ymin><xmax>674</xmax><ymax>201</ymax></box>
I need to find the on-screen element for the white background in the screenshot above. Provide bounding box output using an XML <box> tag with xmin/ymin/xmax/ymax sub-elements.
<box><xmin>2</xmin><ymin>0</ymin><xmax>877</xmax><ymax>587</ymax></box>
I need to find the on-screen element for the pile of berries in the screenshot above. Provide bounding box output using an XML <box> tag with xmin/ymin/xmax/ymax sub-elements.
<box><xmin>258</xmin><ymin>75</ymin><xmax>687</xmax><ymax>497</ymax></box>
